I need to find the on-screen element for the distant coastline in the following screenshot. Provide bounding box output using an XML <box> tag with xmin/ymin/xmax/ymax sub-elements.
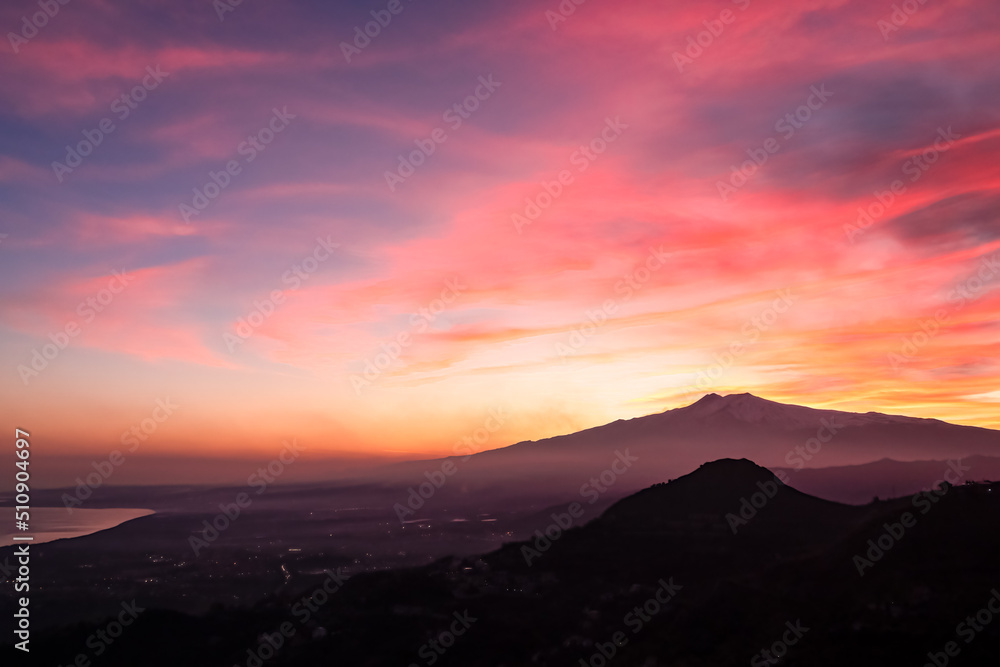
<box><xmin>0</xmin><ymin>507</ymin><xmax>155</xmax><ymax>546</ymax></box>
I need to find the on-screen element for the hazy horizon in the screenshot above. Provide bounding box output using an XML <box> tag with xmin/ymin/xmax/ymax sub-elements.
<box><xmin>17</xmin><ymin>391</ymin><xmax>1000</xmax><ymax>488</ymax></box>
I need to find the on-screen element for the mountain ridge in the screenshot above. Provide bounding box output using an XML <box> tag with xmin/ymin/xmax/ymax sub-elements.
<box><xmin>360</xmin><ymin>393</ymin><xmax>1000</xmax><ymax>509</ymax></box>
<box><xmin>471</xmin><ymin>392</ymin><xmax>981</xmax><ymax>459</ymax></box>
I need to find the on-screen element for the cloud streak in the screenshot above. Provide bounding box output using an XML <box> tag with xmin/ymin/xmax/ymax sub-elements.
<box><xmin>2</xmin><ymin>0</ymin><xmax>999</xmax><ymax>481</ymax></box>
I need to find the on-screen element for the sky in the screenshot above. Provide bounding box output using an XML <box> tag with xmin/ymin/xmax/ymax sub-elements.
<box><xmin>1</xmin><ymin>0</ymin><xmax>999</xmax><ymax>485</ymax></box>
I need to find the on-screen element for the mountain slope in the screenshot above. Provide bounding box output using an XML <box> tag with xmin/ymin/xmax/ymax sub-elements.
<box><xmin>374</xmin><ymin>393</ymin><xmax>1000</xmax><ymax>508</ymax></box>
<box><xmin>20</xmin><ymin>460</ymin><xmax>999</xmax><ymax>666</ymax></box>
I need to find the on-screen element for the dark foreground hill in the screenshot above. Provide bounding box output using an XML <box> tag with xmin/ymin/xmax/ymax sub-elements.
<box><xmin>5</xmin><ymin>459</ymin><xmax>999</xmax><ymax>666</ymax></box>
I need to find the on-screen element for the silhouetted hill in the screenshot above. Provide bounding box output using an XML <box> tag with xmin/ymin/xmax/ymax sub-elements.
<box><xmin>12</xmin><ymin>459</ymin><xmax>998</xmax><ymax>666</ymax></box>
<box><xmin>601</xmin><ymin>457</ymin><xmax>841</xmax><ymax>521</ymax></box>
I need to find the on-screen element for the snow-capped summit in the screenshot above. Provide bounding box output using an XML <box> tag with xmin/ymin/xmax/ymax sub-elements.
<box><xmin>672</xmin><ymin>392</ymin><xmax>936</xmax><ymax>430</ymax></box>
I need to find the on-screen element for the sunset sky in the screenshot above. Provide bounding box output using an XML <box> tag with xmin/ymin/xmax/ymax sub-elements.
<box><xmin>2</xmin><ymin>0</ymin><xmax>999</xmax><ymax>485</ymax></box>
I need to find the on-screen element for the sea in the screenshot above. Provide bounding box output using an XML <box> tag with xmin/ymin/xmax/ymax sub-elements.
<box><xmin>0</xmin><ymin>507</ymin><xmax>154</xmax><ymax>545</ymax></box>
